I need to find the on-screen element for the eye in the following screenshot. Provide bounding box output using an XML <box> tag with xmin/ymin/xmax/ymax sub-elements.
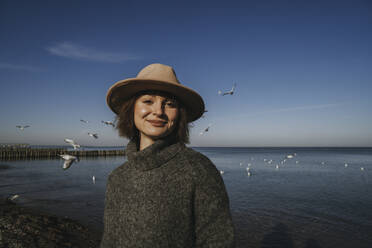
<box><xmin>142</xmin><ymin>99</ymin><xmax>153</xmax><ymax>104</ymax></box>
<box><xmin>165</xmin><ymin>100</ymin><xmax>177</xmax><ymax>108</ymax></box>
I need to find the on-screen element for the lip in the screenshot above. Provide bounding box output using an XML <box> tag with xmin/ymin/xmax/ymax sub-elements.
<box><xmin>147</xmin><ymin>120</ymin><xmax>167</xmax><ymax>127</ymax></box>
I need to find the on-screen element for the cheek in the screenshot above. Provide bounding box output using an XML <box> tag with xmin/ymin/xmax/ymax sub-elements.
<box><xmin>134</xmin><ymin>104</ymin><xmax>150</xmax><ymax>118</ymax></box>
<box><xmin>167</xmin><ymin>110</ymin><xmax>179</xmax><ymax>127</ymax></box>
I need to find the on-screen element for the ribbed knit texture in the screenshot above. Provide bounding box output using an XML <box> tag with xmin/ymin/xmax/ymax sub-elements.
<box><xmin>100</xmin><ymin>137</ymin><xmax>235</xmax><ymax>248</ymax></box>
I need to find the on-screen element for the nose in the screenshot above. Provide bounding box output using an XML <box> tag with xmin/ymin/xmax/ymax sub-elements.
<box><xmin>153</xmin><ymin>101</ymin><xmax>165</xmax><ymax>116</ymax></box>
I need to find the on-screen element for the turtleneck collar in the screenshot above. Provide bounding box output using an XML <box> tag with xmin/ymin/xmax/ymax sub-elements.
<box><xmin>125</xmin><ymin>136</ymin><xmax>185</xmax><ymax>171</ymax></box>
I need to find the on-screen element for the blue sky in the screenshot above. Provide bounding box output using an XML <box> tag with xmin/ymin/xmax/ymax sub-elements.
<box><xmin>0</xmin><ymin>0</ymin><xmax>371</xmax><ymax>147</ymax></box>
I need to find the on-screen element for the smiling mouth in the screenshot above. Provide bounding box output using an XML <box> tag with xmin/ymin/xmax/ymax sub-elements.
<box><xmin>147</xmin><ymin>120</ymin><xmax>167</xmax><ymax>127</ymax></box>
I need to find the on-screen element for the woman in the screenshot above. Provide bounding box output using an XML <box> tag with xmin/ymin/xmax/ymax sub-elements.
<box><xmin>101</xmin><ymin>63</ymin><xmax>235</xmax><ymax>247</ymax></box>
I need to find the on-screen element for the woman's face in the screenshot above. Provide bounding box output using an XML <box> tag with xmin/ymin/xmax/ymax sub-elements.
<box><xmin>134</xmin><ymin>93</ymin><xmax>179</xmax><ymax>142</ymax></box>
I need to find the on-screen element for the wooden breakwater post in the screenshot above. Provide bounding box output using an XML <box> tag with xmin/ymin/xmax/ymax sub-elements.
<box><xmin>0</xmin><ymin>148</ymin><xmax>125</xmax><ymax>160</ymax></box>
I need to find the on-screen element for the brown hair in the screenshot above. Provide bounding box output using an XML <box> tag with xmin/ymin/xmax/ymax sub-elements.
<box><xmin>115</xmin><ymin>92</ymin><xmax>190</xmax><ymax>144</ymax></box>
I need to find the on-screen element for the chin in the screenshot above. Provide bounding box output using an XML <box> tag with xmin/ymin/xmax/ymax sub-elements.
<box><xmin>145</xmin><ymin>130</ymin><xmax>168</xmax><ymax>139</ymax></box>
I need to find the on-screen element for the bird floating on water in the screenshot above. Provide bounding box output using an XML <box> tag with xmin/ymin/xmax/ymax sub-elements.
<box><xmin>16</xmin><ymin>125</ymin><xmax>30</xmax><ymax>130</ymax></box>
<box><xmin>286</xmin><ymin>154</ymin><xmax>294</xmax><ymax>159</ymax></box>
<box><xmin>102</xmin><ymin>120</ymin><xmax>115</xmax><ymax>127</ymax></box>
<box><xmin>7</xmin><ymin>194</ymin><xmax>19</xmax><ymax>202</ymax></box>
<box><xmin>218</xmin><ymin>83</ymin><xmax>236</xmax><ymax>96</ymax></box>
<box><xmin>59</xmin><ymin>154</ymin><xmax>79</xmax><ymax>170</ymax></box>
<box><xmin>64</xmin><ymin>138</ymin><xmax>81</xmax><ymax>150</ymax></box>
<box><xmin>80</xmin><ymin>119</ymin><xmax>89</xmax><ymax>124</ymax></box>
<box><xmin>88</xmin><ymin>132</ymin><xmax>98</xmax><ymax>139</ymax></box>
<box><xmin>220</xmin><ymin>170</ymin><xmax>225</xmax><ymax>175</ymax></box>
<box><xmin>92</xmin><ymin>176</ymin><xmax>96</xmax><ymax>184</ymax></box>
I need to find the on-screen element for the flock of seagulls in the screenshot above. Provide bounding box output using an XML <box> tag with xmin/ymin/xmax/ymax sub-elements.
<box><xmin>58</xmin><ymin>120</ymin><xmax>114</xmax><ymax>170</ymax></box>
<box><xmin>16</xmin><ymin>119</ymin><xmax>114</xmax><ymax>172</ymax></box>
<box><xmin>219</xmin><ymin>152</ymin><xmax>367</xmax><ymax>178</ymax></box>
<box><xmin>201</xmin><ymin>83</ymin><xmax>237</xmax><ymax>135</ymax></box>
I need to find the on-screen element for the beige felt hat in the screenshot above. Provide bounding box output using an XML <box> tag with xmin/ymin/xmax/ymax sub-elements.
<box><xmin>106</xmin><ymin>63</ymin><xmax>205</xmax><ymax>122</ymax></box>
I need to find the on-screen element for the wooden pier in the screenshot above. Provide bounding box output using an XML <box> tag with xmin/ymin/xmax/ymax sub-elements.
<box><xmin>0</xmin><ymin>147</ymin><xmax>125</xmax><ymax>160</ymax></box>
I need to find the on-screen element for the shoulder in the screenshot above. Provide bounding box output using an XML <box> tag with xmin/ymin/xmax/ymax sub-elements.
<box><xmin>107</xmin><ymin>162</ymin><xmax>128</xmax><ymax>183</ymax></box>
<box><xmin>178</xmin><ymin>147</ymin><xmax>221</xmax><ymax>182</ymax></box>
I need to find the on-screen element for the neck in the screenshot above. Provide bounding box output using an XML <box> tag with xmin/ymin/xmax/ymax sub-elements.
<box><xmin>139</xmin><ymin>134</ymin><xmax>155</xmax><ymax>151</ymax></box>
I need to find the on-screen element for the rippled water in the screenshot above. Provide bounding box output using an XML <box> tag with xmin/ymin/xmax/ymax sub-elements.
<box><xmin>1</xmin><ymin>147</ymin><xmax>372</xmax><ymax>248</ymax></box>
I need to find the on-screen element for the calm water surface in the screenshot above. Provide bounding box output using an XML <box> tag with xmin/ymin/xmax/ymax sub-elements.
<box><xmin>1</xmin><ymin>147</ymin><xmax>371</xmax><ymax>248</ymax></box>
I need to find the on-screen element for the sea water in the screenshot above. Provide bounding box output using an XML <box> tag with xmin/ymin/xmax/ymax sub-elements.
<box><xmin>1</xmin><ymin>147</ymin><xmax>371</xmax><ymax>247</ymax></box>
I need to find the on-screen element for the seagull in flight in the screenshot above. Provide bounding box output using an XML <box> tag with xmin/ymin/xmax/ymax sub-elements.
<box><xmin>59</xmin><ymin>154</ymin><xmax>79</xmax><ymax>170</ymax></box>
<box><xmin>64</xmin><ymin>138</ymin><xmax>81</xmax><ymax>150</ymax></box>
<box><xmin>88</xmin><ymin>132</ymin><xmax>98</xmax><ymax>139</ymax></box>
<box><xmin>102</xmin><ymin>120</ymin><xmax>115</xmax><ymax>127</ymax></box>
<box><xmin>218</xmin><ymin>83</ymin><xmax>236</xmax><ymax>96</ymax></box>
<box><xmin>199</xmin><ymin>124</ymin><xmax>212</xmax><ymax>135</ymax></box>
<box><xmin>80</xmin><ymin>119</ymin><xmax>89</xmax><ymax>124</ymax></box>
<box><xmin>16</xmin><ymin>125</ymin><xmax>30</xmax><ymax>130</ymax></box>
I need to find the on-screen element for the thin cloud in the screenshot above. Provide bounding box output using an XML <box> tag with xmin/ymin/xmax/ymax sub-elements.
<box><xmin>213</xmin><ymin>103</ymin><xmax>345</xmax><ymax>122</ymax></box>
<box><xmin>0</xmin><ymin>62</ymin><xmax>42</xmax><ymax>72</ymax></box>
<box><xmin>46</xmin><ymin>42</ymin><xmax>139</xmax><ymax>63</ymax></box>
<box><xmin>272</xmin><ymin>103</ymin><xmax>343</xmax><ymax>113</ymax></box>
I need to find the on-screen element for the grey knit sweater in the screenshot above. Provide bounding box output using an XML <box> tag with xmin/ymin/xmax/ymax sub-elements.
<box><xmin>100</xmin><ymin>137</ymin><xmax>235</xmax><ymax>248</ymax></box>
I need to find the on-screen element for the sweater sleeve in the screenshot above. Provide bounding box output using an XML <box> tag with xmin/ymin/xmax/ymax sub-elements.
<box><xmin>193</xmin><ymin>156</ymin><xmax>235</xmax><ymax>248</ymax></box>
<box><xmin>100</xmin><ymin>174</ymin><xmax>116</xmax><ymax>248</ymax></box>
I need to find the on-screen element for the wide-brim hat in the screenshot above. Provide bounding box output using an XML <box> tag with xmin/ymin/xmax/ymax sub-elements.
<box><xmin>106</xmin><ymin>63</ymin><xmax>205</xmax><ymax>122</ymax></box>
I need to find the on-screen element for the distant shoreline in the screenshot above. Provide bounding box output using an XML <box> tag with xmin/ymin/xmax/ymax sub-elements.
<box><xmin>0</xmin><ymin>147</ymin><xmax>125</xmax><ymax>160</ymax></box>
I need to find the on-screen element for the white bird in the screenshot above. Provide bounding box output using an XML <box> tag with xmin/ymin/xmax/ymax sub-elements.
<box><xmin>361</xmin><ymin>167</ymin><xmax>364</xmax><ymax>171</ymax></box>
<box><xmin>199</xmin><ymin>124</ymin><xmax>212</xmax><ymax>135</ymax></box>
<box><xmin>286</xmin><ymin>154</ymin><xmax>294</xmax><ymax>159</ymax></box>
<box><xmin>16</xmin><ymin>125</ymin><xmax>30</xmax><ymax>130</ymax></box>
<box><xmin>7</xmin><ymin>194</ymin><xmax>19</xmax><ymax>202</ymax></box>
<box><xmin>88</xmin><ymin>132</ymin><xmax>98</xmax><ymax>139</ymax></box>
<box><xmin>220</xmin><ymin>170</ymin><xmax>225</xmax><ymax>175</ymax></box>
<box><xmin>64</xmin><ymin>138</ymin><xmax>81</xmax><ymax>150</ymax></box>
<box><xmin>59</xmin><ymin>154</ymin><xmax>79</xmax><ymax>170</ymax></box>
<box><xmin>80</xmin><ymin>119</ymin><xmax>89</xmax><ymax>124</ymax></box>
<box><xmin>344</xmin><ymin>163</ymin><xmax>348</xmax><ymax>168</ymax></box>
<box><xmin>92</xmin><ymin>176</ymin><xmax>96</xmax><ymax>184</ymax></box>
<box><xmin>218</xmin><ymin>83</ymin><xmax>236</xmax><ymax>96</ymax></box>
<box><xmin>275</xmin><ymin>164</ymin><xmax>279</xmax><ymax>170</ymax></box>
<box><xmin>102</xmin><ymin>120</ymin><xmax>115</xmax><ymax>127</ymax></box>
